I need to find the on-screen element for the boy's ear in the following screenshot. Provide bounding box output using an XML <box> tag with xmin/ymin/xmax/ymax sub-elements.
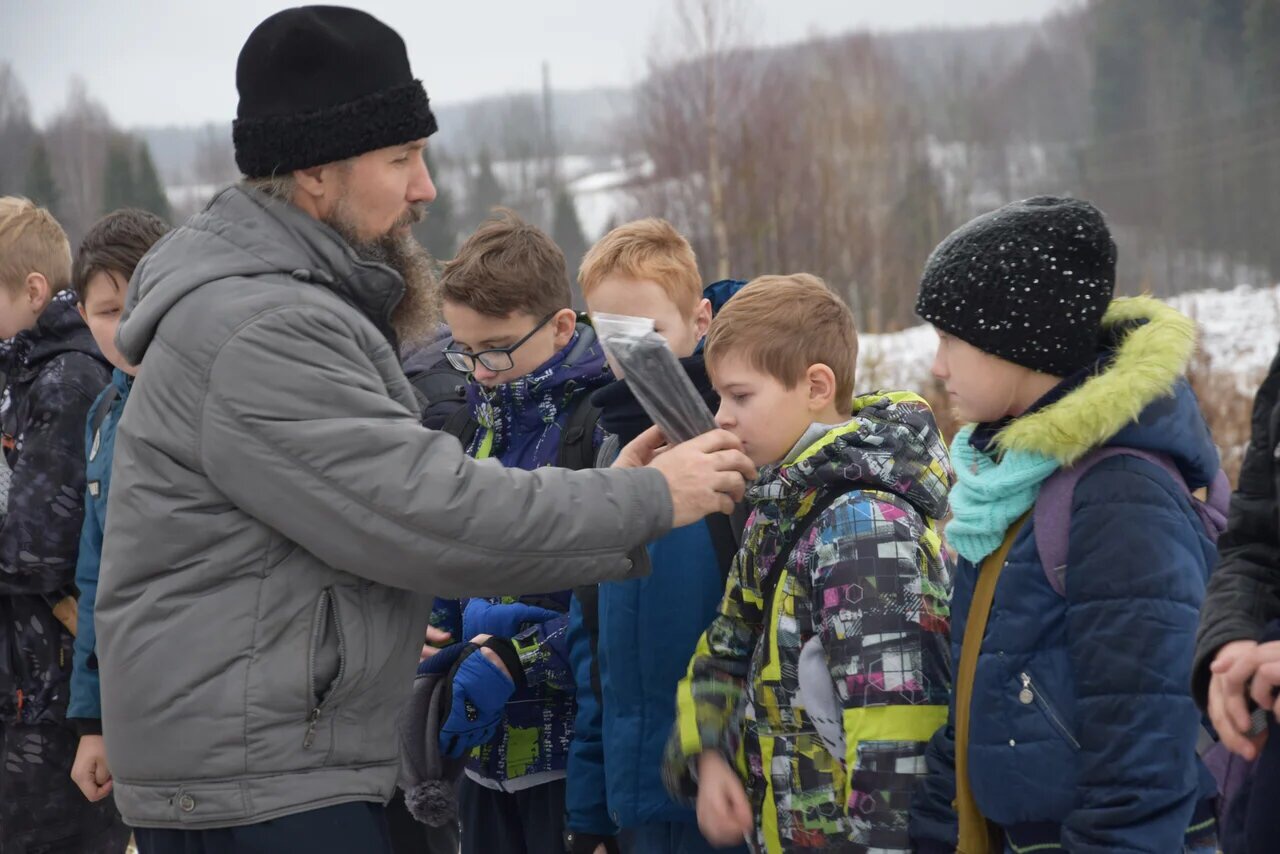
<box><xmin>693</xmin><ymin>298</ymin><xmax>712</xmax><ymax>339</ymax></box>
<box><xmin>806</xmin><ymin>363</ymin><xmax>837</xmax><ymax>412</ymax></box>
<box><xmin>552</xmin><ymin>307</ymin><xmax>578</xmax><ymax>348</ymax></box>
<box><xmin>24</xmin><ymin>272</ymin><xmax>50</xmax><ymax>311</ymax></box>
<box><xmin>76</xmin><ymin>302</ymin><xmax>88</xmax><ymax>323</ymax></box>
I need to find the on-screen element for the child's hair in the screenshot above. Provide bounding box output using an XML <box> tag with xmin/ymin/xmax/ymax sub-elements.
<box><xmin>440</xmin><ymin>208</ymin><xmax>570</xmax><ymax>318</ymax></box>
<box><xmin>706</xmin><ymin>273</ymin><xmax>858</xmax><ymax>414</ymax></box>
<box><xmin>73</xmin><ymin>208</ymin><xmax>171</xmax><ymax>303</ymax></box>
<box><xmin>0</xmin><ymin>197</ymin><xmax>72</xmax><ymax>295</ymax></box>
<box><xmin>578</xmin><ymin>218</ymin><xmax>701</xmax><ymax>315</ymax></box>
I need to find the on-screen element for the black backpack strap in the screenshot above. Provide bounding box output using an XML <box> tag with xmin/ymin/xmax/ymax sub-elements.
<box><xmin>706</xmin><ymin>510</ymin><xmax>742</xmax><ymax>586</ymax></box>
<box><xmin>440</xmin><ymin>406</ymin><xmax>480</xmax><ymax>454</ymax></box>
<box><xmin>759</xmin><ymin>490</ymin><xmax>845</xmax><ymax>652</ymax></box>
<box><xmin>90</xmin><ymin>383</ymin><xmax>121</xmax><ymax>449</ymax></box>
<box><xmin>557</xmin><ymin>395</ymin><xmax>602</xmax><ymax>471</ymax></box>
<box><xmin>572</xmin><ymin>584</ymin><xmax>604</xmax><ymax>700</ymax></box>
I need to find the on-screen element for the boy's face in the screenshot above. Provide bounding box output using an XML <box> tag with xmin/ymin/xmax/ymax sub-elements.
<box><xmin>0</xmin><ymin>272</ymin><xmax>51</xmax><ymax>339</ymax></box>
<box><xmin>585</xmin><ymin>276</ymin><xmax>711</xmax><ymax>359</ymax></box>
<box><xmin>78</xmin><ymin>270</ymin><xmax>136</xmax><ymax>376</ymax></box>
<box><xmin>442</xmin><ymin>301</ymin><xmax>577</xmax><ymax>388</ymax></box>
<box><xmin>709</xmin><ymin>352</ymin><xmax>824</xmax><ymax>468</ymax></box>
<box><xmin>930</xmin><ymin>328</ymin><xmax>1034</xmax><ymax>423</ymax></box>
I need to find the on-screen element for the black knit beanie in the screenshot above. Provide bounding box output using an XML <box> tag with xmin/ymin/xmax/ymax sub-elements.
<box><xmin>232</xmin><ymin>6</ymin><xmax>438</xmax><ymax>178</ymax></box>
<box><xmin>914</xmin><ymin>196</ymin><xmax>1117</xmax><ymax>377</ymax></box>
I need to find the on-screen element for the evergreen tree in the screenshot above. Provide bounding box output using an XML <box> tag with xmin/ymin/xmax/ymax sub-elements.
<box><xmin>102</xmin><ymin>137</ymin><xmax>137</xmax><ymax>214</ymax></box>
<box><xmin>412</xmin><ymin>147</ymin><xmax>458</xmax><ymax>262</ymax></box>
<box><xmin>133</xmin><ymin>141</ymin><xmax>172</xmax><ymax>222</ymax></box>
<box><xmin>551</xmin><ymin>188</ymin><xmax>588</xmax><ymax>307</ymax></box>
<box><xmin>468</xmin><ymin>148</ymin><xmax>504</xmax><ymax>228</ymax></box>
<box><xmin>23</xmin><ymin>139</ymin><xmax>59</xmax><ymax>213</ymax></box>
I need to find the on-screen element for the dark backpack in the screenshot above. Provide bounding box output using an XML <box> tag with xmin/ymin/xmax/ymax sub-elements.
<box><xmin>406</xmin><ymin>355</ymin><xmax>469</xmax><ymax>431</ymax></box>
<box><xmin>1032</xmin><ymin>446</ymin><xmax>1244</xmax><ymax>819</ymax></box>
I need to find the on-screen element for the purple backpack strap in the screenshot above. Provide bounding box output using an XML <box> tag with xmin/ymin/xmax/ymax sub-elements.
<box><xmin>1034</xmin><ymin>447</ymin><xmax>1225</xmax><ymax>597</ymax></box>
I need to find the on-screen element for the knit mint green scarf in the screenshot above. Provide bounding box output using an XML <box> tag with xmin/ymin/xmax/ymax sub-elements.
<box><xmin>946</xmin><ymin>425</ymin><xmax>1060</xmax><ymax>563</ymax></box>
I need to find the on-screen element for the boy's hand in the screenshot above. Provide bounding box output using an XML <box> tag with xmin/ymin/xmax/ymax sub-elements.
<box><xmin>462</xmin><ymin>599</ymin><xmax>559</xmax><ymax>641</ymax></box>
<box><xmin>70</xmin><ymin>734</ymin><xmax>113</xmax><ymax>802</ymax></box>
<box><xmin>420</xmin><ymin>625</ymin><xmax>452</xmax><ymax>661</ymax></box>
<box><xmin>1209</xmin><ymin>639</ymin><xmax>1264</xmax><ymax>759</ymax></box>
<box><xmin>621</xmin><ymin>428</ymin><xmax>755</xmax><ymax>527</ymax></box>
<box><xmin>695</xmin><ymin>751</ymin><xmax>752</xmax><ymax>846</ymax></box>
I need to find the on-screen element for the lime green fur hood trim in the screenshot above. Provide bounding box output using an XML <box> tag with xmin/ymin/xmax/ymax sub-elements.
<box><xmin>993</xmin><ymin>295</ymin><xmax>1196</xmax><ymax>465</ymax></box>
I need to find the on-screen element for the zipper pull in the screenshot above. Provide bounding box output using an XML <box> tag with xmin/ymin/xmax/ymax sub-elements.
<box><xmin>303</xmin><ymin>707</ymin><xmax>321</xmax><ymax>749</ymax></box>
<box><xmin>1018</xmin><ymin>673</ymin><xmax>1034</xmax><ymax>705</ymax></box>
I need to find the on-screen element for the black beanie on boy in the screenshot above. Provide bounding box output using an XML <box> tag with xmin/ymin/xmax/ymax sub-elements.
<box><xmin>914</xmin><ymin>196</ymin><xmax>1117</xmax><ymax>377</ymax></box>
<box><xmin>232</xmin><ymin>6</ymin><xmax>438</xmax><ymax>178</ymax></box>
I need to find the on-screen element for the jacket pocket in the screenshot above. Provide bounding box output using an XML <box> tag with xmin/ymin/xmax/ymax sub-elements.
<box><xmin>1018</xmin><ymin>670</ymin><xmax>1080</xmax><ymax>751</ymax></box>
<box><xmin>304</xmin><ymin>587</ymin><xmax>346</xmax><ymax>751</ymax></box>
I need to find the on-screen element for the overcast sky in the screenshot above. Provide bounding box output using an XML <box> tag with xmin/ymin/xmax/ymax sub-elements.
<box><xmin>2</xmin><ymin>0</ymin><xmax>1067</xmax><ymax>128</ymax></box>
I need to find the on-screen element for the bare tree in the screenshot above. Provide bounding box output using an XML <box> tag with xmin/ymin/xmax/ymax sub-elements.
<box><xmin>44</xmin><ymin>78</ymin><xmax>115</xmax><ymax>242</ymax></box>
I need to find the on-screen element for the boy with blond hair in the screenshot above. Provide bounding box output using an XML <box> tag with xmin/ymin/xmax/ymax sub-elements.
<box><xmin>565</xmin><ymin>218</ymin><xmax>748</xmax><ymax>854</ymax></box>
<box><xmin>661</xmin><ymin>275</ymin><xmax>954</xmax><ymax>852</ymax></box>
<box><xmin>0</xmin><ymin>198</ymin><xmax>123</xmax><ymax>851</ymax></box>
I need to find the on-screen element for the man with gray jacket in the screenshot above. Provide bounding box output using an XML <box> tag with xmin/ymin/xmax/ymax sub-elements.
<box><xmin>93</xmin><ymin>8</ymin><xmax>753</xmax><ymax>852</ymax></box>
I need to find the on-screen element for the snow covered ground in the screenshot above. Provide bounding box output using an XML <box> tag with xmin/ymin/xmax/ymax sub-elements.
<box><xmin>859</xmin><ymin>283</ymin><xmax>1280</xmax><ymax>394</ymax></box>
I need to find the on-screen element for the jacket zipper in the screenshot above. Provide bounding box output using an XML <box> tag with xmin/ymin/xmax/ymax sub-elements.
<box><xmin>305</xmin><ymin>588</ymin><xmax>347</xmax><ymax>749</ymax></box>
<box><xmin>1019</xmin><ymin>671</ymin><xmax>1080</xmax><ymax>750</ymax></box>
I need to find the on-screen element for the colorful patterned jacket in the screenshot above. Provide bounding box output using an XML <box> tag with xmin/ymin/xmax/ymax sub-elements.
<box><xmin>664</xmin><ymin>391</ymin><xmax>955</xmax><ymax>852</ymax></box>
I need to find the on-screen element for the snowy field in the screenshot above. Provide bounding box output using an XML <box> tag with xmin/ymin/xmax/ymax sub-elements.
<box><xmin>859</xmin><ymin>283</ymin><xmax>1280</xmax><ymax>395</ymax></box>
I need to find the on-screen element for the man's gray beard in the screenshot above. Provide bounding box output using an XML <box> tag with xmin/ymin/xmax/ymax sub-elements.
<box><xmin>324</xmin><ymin>202</ymin><xmax>440</xmax><ymax>346</ymax></box>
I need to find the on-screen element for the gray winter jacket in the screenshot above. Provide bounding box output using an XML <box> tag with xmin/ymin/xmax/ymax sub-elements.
<box><xmin>95</xmin><ymin>187</ymin><xmax>671</xmax><ymax>829</ymax></box>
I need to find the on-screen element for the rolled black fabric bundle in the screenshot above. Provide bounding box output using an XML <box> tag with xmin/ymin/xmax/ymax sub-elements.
<box><xmin>594</xmin><ymin>314</ymin><xmax>717</xmax><ymax>444</ymax></box>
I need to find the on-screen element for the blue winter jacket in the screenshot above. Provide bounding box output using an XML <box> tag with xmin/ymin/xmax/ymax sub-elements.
<box><xmin>565</xmin><ymin>279</ymin><xmax>746</xmax><ymax>836</ymax></box>
<box><xmin>68</xmin><ymin>368</ymin><xmax>131</xmax><ymax>729</ymax></box>
<box><xmin>911</xmin><ymin>297</ymin><xmax>1221</xmax><ymax>853</ymax></box>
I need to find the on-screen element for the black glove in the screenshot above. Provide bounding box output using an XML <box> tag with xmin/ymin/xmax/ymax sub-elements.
<box><xmin>566</xmin><ymin>830</ymin><xmax>620</xmax><ymax>854</ymax></box>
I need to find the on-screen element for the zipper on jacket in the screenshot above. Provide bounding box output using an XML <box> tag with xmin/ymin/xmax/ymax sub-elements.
<box><xmin>305</xmin><ymin>588</ymin><xmax>347</xmax><ymax>749</ymax></box>
<box><xmin>1019</xmin><ymin>671</ymin><xmax>1080</xmax><ymax>750</ymax></box>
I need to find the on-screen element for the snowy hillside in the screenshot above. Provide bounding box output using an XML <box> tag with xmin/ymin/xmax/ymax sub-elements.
<box><xmin>859</xmin><ymin>284</ymin><xmax>1280</xmax><ymax>394</ymax></box>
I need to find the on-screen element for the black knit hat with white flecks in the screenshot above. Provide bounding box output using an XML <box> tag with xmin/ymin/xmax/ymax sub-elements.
<box><xmin>232</xmin><ymin>6</ymin><xmax>437</xmax><ymax>178</ymax></box>
<box><xmin>914</xmin><ymin>196</ymin><xmax>1117</xmax><ymax>377</ymax></box>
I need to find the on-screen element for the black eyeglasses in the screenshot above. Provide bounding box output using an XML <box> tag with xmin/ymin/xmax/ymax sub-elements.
<box><xmin>443</xmin><ymin>312</ymin><xmax>556</xmax><ymax>373</ymax></box>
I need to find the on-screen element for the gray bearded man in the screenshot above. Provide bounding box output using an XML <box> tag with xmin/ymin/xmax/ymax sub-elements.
<box><xmin>94</xmin><ymin>7</ymin><xmax>754</xmax><ymax>852</ymax></box>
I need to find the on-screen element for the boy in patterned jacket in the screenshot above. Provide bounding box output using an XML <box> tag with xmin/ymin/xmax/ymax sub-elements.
<box><xmin>429</xmin><ymin>210</ymin><xmax>613</xmax><ymax>854</ymax></box>
<box><xmin>662</xmin><ymin>274</ymin><xmax>955</xmax><ymax>852</ymax></box>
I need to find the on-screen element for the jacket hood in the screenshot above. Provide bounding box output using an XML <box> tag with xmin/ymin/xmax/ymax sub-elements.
<box><xmin>116</xmin><ymin>185</ymin><xmax>406</xmax><ymax>364</ymax></box>
<box><xmin>752</xmin><ymin>390</ymin><xmax>955</xmax><ymax>521</ymax></box>
<box><xmin>994</xmin><ymin>295</ymin><xmax>1218</xmax><ymax>485</ymax></box>
<box><xmin>9</xmin><ymin>292</ymin><xmax>108</xmax><ymax>381</ymax></box>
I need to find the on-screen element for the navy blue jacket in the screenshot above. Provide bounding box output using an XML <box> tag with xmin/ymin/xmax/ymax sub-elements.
<box><xmin>566</xmin><ymin>280</ymin><xmax>746</xmax><ymax>836</ymax></box>
<box><xmin>912</xmin><ymin>299</ymin><xmax>1221</xmax><ymax>853</ymax></box>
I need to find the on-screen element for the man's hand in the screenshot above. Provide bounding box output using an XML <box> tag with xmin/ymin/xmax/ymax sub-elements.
<box><xmin>695</xmin><ymin>751</ymin><xmax>753</xmax><ymax>846</ymax></box>
<box><xmin>420</xmin><ymin>625</ymin><xmax>452</xmax><ymax>661</ymax></box>
<box><xmin>70</xmin><ymin>734</ymin><xmax>113</xmax><ymax>802</ymax></box>
<box><xmin>1209</xmin><ymin>639</ymin><xmax>1265</xmax><ymax>759</ymax></box>
<box><xmin>617</xmin><ymin>428</ymin><xmax>755</xmax><ymax>527</ymax></box>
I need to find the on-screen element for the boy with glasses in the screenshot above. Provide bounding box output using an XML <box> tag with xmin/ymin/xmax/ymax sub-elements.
<box><xmin>430</xmin><ymin>209</ymin><xmax>613</xmax><ymax>854</ymax></box>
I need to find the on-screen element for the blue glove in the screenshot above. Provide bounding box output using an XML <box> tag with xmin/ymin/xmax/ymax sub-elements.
<box><xmin>416</xmin><ymin>640</ymin><xmax>468</xmax><ymax>677</ymax></box>
<box><xmin>439</xmin><ymin>644</ymin><xmax>517</xmax><ymax>759</ymax></box>
<box><xmin>463</xmin><ymin>599</ymin><xmax>561</xmax><ymax>640</ymax></box>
